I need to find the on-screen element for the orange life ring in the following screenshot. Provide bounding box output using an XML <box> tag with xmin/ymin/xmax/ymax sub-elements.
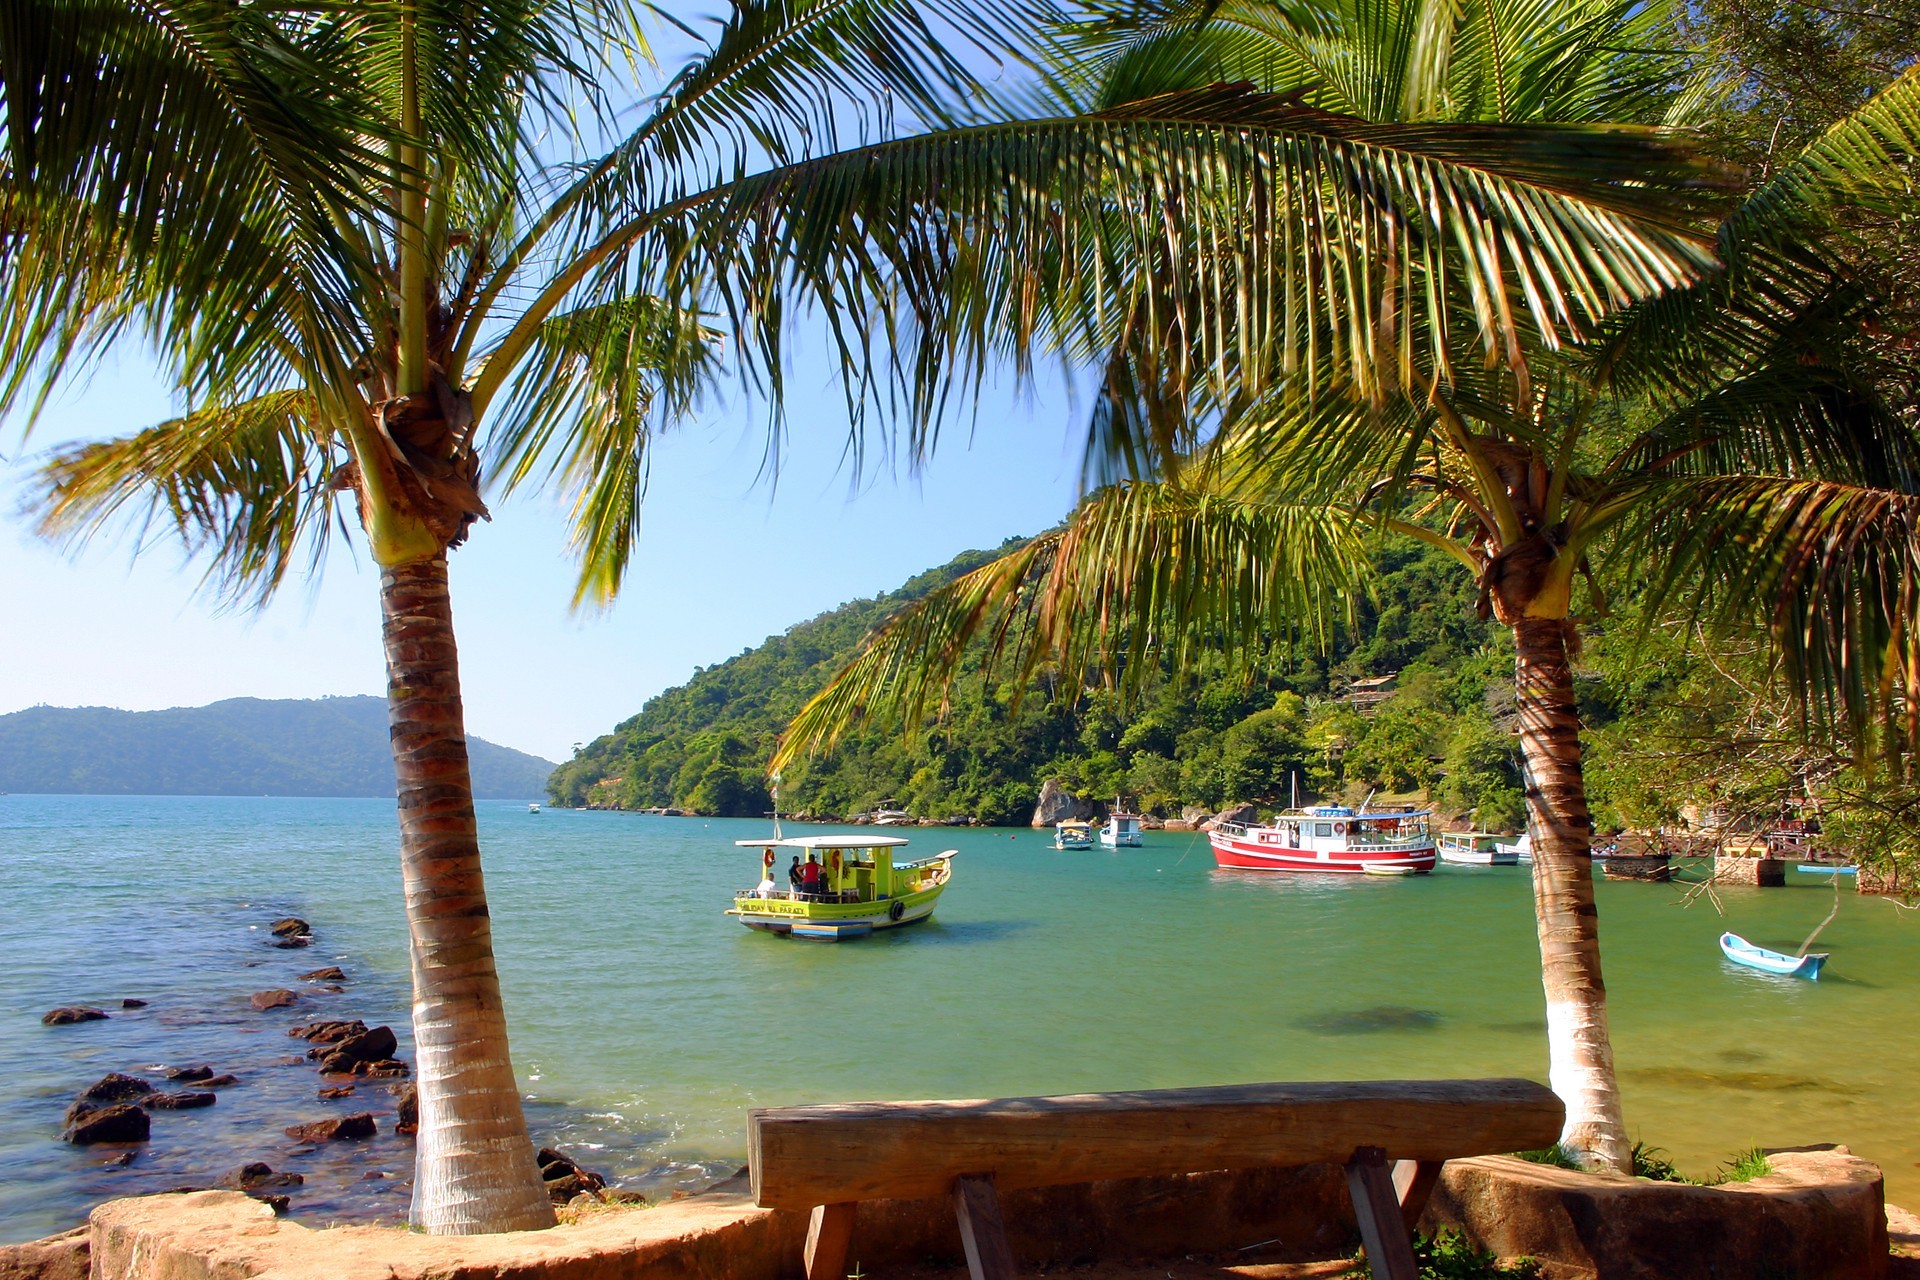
<box><xmin>763</xmin><ymin>848</ymin><xmax>776</xmax><ymax>870</ymax></box>
<box><xmin>1333</xmin><ymin>821</ymin><xmax>1347</xmax><ymax>835</ymax></box>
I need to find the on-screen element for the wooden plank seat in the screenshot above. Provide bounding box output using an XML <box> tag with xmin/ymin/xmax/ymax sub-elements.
<box><xmin>749</xmin><ymin>1078</ymin><xmax>1562</xmax><ymax>1280</ymax></box>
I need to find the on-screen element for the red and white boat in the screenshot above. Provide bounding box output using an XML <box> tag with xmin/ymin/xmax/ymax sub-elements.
<box><xmin>1210</xmin><ymin>806</ymin><xmax>1436</xmax><ymax>874</ymax></box>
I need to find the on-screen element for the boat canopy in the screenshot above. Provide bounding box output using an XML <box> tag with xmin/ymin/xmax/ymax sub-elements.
<box><xmin>1294</xmin><ymin>807</ymin><xmax>1431</xmax><ymax>821</ymax></box>
<box><xmin>733</xmin><ymin>834</ymin><xmax>911</xmax><ymax>849</ymax></box>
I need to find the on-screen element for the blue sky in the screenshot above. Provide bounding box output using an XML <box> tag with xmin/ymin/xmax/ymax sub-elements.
<box><xmin>0</xmin><ymin>339</ymin><xmax>1088</xmax><ymax>762</ymax></box>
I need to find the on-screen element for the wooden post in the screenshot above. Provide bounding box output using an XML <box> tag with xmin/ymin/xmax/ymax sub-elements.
<box><xmin>1345</xmin><ymin>1147</ymin><xmax>1418</xmax><ymax>1280</ymax></box>
<box><xmin>953</xmin><ymin>1175</ymin><xmax>1018</xmax><ymax>1280</ymax></box>
<box><xmin>1391</xmin><ymin>1159</ymin><xmax>1443</xmax><ymax>1234</ymax></box>
<box><xmin>805</xmin><ymin>1203</ymin><xmax>856</xmax><ymax>1280</ymax></box>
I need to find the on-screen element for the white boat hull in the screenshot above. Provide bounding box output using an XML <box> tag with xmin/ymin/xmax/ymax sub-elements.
<box><xmin>1439</xmin><ymin>848</ymin><xmax>1519</xmax><ymax>866</ymax></box>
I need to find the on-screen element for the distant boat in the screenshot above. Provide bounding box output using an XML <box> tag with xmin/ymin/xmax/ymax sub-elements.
<box><xmin>1100</xmin><ymin>806</ymin><xmax>1144</xmax><ymax>848</ymax></box>
<box><xmin>1438</xmin><ymin>831</ymin><xmax>1517</xmax><ymax>866</ymax></box>
<box><xmin>1720</xmin><ymin>931</ymin><xmax>1828</xmax><ymax>980</ymax></box>
<box><xmin>528</xmin><ymin>802</ymin><xmax>541</xmax><ymax>814</ymax></box>
<box><xmin>1055</xmin><ymin>820</ymin><xmax>1095</xmax><ymax>851</ymax></box>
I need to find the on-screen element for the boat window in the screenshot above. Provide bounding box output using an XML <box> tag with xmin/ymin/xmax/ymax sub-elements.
<box><xmin>1260</xmin><ymin>832</ymin><xmax>1276</xmax><ymax>843</ymax></box>
<box><xmin>1315</xmin><ymin>822</ymin><xmax>1334</xmax><ymax>838</ymax></box>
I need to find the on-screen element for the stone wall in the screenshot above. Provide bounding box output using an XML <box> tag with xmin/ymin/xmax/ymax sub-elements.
<box><xmin>1715</xmin><ymin>856</ymin><xmax>1786</xmax><ymax>887</ymax></box>
<box><xmin>1422</xmin><ymin>1147</ymin><xmax>1887</xmax><ymax>1280</ymax></box>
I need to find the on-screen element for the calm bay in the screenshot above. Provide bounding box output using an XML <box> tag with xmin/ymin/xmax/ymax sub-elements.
<box><xmin>2</xmin><ymin>793</ymin><xmax>1914</xmax><ymax>1242</ymax></box>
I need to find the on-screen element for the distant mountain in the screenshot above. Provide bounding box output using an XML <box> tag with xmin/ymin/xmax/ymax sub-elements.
<box><xmin>0</xmin><ymin>696</ymin><xmax>554</xmax><ymax>798</ymax></box>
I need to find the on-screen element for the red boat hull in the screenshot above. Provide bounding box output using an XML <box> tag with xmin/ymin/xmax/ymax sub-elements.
<box><xmin>1209</xmin><ymin>832</ymin><xmax>1435</xmax><ymax>874</ymax></box>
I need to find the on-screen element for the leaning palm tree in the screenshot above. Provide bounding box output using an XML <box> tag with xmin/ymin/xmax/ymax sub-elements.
<box><xmin>769</xmin><ymin>16</ymin><xmax>1920</xmax><ymax>1171</ymax></box>
<box><xmin>13</xmin><ymin>0</ymin><xmax>1733</xmax><ymax>1222</ymax></box>
<box><xmin>4</xmin><ymin>0</ymin><xmax>1046</xmax><ymax>1232</ymax></box>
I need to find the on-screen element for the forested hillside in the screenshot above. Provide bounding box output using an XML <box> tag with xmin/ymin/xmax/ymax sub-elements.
<box><xmin>550</xmin><ymin>536</ymin><xmax>1546</xmax><ymax>827</ymax></box>
<box><xmin>0</xmin><ymin>696</ymin><xmax>554</xmax><ymax>798</ymax></box>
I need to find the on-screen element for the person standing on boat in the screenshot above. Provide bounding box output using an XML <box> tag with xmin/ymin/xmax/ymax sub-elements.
<box><xmin>801</xmin><ymin>855</ymin><xmax>821</xmax><ymax>898</ymax></box>
<box><xmin>787</xmin><ymin>855</ymin><xmax>804</xmax><ymax>898</ymax></box>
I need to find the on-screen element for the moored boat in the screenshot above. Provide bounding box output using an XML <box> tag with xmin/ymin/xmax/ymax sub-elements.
<box><xmin>1437</xmin><ymin>831</ymin><xmax>1515</xmax><ymax>866</ymax></box>
<box><xmin>1055</xmin><ymin>820</ymin><xmax>1094</xmax><ymax>850</ymax></box>
<box><xmin>1797</xmin><ymin>863</ymin><xmax>1858</xmax><ymax>876</ymax></box>
<box><xmin>1720</xmin><ymin>931</ymin><xmax>1828</xmax><ymax>980</ymax></box>
<box><xmin>1210</xmin><ymin>806</ymin><xmax>1435</xmax><ymax>874</ymax></box>
<box><xmin>1495</xmin><ymin>832</ymin><xmax>1532</xmax><ymax>863</ymax></box>
<box><xmin>528</xmin><ymin>802</ymin><xmax>541</xmax><ymax>814</ymax></box>
<box><xmin>1099</xmin><ymin>806</ymin><xmax>1143</xmax><ymax>848</ymax></box>
<box><xmin>729</xmin><ymin>835</ymin><xmax>953</xmax><ymax>941</ymax></box>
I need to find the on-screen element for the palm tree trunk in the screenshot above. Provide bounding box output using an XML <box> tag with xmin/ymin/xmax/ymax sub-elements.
<box><xmin>1511</xmin><ymin>616</ymin><xmax>1631</xmax><ymax>1173</ymax></box>
<box><xmin>381</xmin><ymin>557</ymin><xmax>557</xmax><ymax>1234</ymax></box>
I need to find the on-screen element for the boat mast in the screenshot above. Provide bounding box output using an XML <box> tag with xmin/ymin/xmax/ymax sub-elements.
<box><xmin>770</xmin><ymin>772</ymin><xmax>783</xmax><ymax>841</ymax></box>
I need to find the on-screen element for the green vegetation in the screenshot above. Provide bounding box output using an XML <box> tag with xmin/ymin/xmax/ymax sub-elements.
<box><xmin>1715</xmin><ymin>1148</ymin><xmax>1775</xmax><ymax>1185</ymax></box>
<box><xmin>549</xmin><ymin>536</ymin><xmax>1516</xmax><ymax>822</ymax></box>
<box><xmin>0</xmin><ymin>697</ymin><xmax>553</xmax><ymax>799</ymax></box>
<box><xmin>1346</xmin><ymin>1231</ymin><xmax>1544</xmax><ymax>1280</ymax></box>
<box><xmin>1514</xmin><ymin>1147</ymin><xmax>1584</xmax><ymax>1171</ymax></box>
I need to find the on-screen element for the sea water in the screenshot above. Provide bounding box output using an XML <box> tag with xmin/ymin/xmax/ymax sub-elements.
<box><xmin>1</xmin><ymin>794</ymin><xmax>1915</xmax><ymax>1242</ymax></box>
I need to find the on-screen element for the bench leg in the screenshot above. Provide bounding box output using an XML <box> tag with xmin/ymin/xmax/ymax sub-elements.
<box><xmin>953</xmin><ymin>1174</ymin><xmax>1018</xmax><ymax>1280</ymax></box>
<box><xmin>805</xmin><ymin>1203</ymin><xmax>857</xmax><ymax>1280</ymax></box>
<box><xmin>1345</xmin><ymin>1147</ymin><xmax>1419</xmax><ymax>1280</ymax></box>
<box><xmin>1392</xmin><ymin>1158</ymin><xmax>1444</xmax><ymax>1234</ymax></box>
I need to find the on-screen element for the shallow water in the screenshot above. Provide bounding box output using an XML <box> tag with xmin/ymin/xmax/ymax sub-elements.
<box><xmin>2</xmin><ymin>795</ymin><xmax>1915</xmax><ymax>1242</ymax></box>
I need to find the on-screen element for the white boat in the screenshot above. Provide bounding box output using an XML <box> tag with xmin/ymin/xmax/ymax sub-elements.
<box><xmin>1099</xmin><ymin>809</ymin><xmax>1144</xmax><ymax>847</ymax></box>
<box><xmin>1494</xmin><ymin>832</ymin><xmax>1531</xmax><ymax>863</ymax></box>
<box><xmin>1438</xmin><ymin>831</ymin><xmax>1517</xmax><ymax>866</ymax></box>
<box><xmin>528</xmin><ymin>802</ymin><xmax>542</xmax><ymax>814</ymax></box>
<box><xmin>1210</xmin><ymin>806</ymin><xmax>1435</xmax><ymax>874</ymax></box>
<box><xmin>1055</xmin><ymin>820</ymin><xmax>1094</xmax><ymax>850</ymax></box>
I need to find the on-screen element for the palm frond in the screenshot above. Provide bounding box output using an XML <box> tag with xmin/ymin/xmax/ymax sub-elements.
<box><xmin>26</xmin><ymin>390</ymin><xmax>346</xmax><ymax>603</ymax></box>
<box><xmin>665</xmin><ymin>84</ymin><xmax>1724</xmax><ymax>469</ymax></box>
<box><xmin>482</xmin><ymin>292</ymin><xmax>722</xmax><ymax>606</ymax></box>
<box><xmin>773</xmin><ymin>474</ymin><xmax>1369</xmax><ymax>768</ymax></box>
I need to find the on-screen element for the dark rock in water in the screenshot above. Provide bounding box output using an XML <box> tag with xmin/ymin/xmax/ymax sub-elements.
<box><xmin>41</xmin><ymin>1007</ymin><xmax>108</xmax><ymax>1025</ymax></box>
<box><xmin>271</xmin><ymin>936</ymin><xmax>313</xmax><ymax>949</ymax></box>
<box><xmin>66</xmin><ymin>1104</ymin><xmax>150</xmax><ymax>1144</ymax></box>
<box><xmin>1295</xmin><ymin>1005</ymin><xmax>1444</xmax><ymax>1036</ymax></box>
<box><xmin>76</xmin><ymin>1073</ymin><xmax>155</xmax><ymax>1107</ymax></box>
<box><xmin>319</xmin><ymin>984</ymin><xmax>345</xmax><ymax>993</ymax></box>
<box><xmin>222</xmin><ymin>1162</ymin><xmax>304</xmax><ymax>1190</ymax></box>
<box><xmin>536</xmin><ymin>1147</ymin><xmax>607</xmax><ymax>1204</ymax></box>
<box><xmin>165</xmin><ymin>1065</ymin><xmax>214</xmax><ymax>1082</ymax></box>
<box><xmin>318</xmin><ymin>1085</ymin><xmax>355</xmax><ymax>1099</ymax></box>
<box><xmin>147</xmin><ymin>1091</ymin><xmax>216</xmax><ymax>1110</ymax></box>
<box><xmin>351</xmin><ymin>1058</ymin><xmax>409</xmax><ymax>1079</ymax></box>
<box><xmin>360</xmin><ymin>1170</ymin><xmax>389</xmax><ymax>1181</ymax></box>
<box><xmin>250</xmin><ymin>989</ymin><xmax>299</xmax><ymax>1011</ymax></box>
<box><xmin>335</xmin><ymin>1025</ymin><xmax>397</xmax><ymax>1064</ymax></box>
<box><xmin>200</xmin><ymin>1075</ymin><xmax>240</xmax><ymax>1089</ymax></box>
<box><xmin>285</xmin><ymin>1113</ymin><xmax>375</xmax><ymax>1142</ymax></box>
<box><xmin>246</xmin><ymin>1193</ymin><xmax>290</xmax><ymax>1214</ymax></box>
<box><xmin>604</xmin><ymin>1188</ymin><xmax>650</xmax><ymax>1204</ymax></box>
<box><xmin>299</xmin><ymin>967</ymin><xmax>346</xmax><ymax>982</ymax></box>
<box><xmin>120</xmin><ymin>998</ymin><xmax>149</xmax><ymax>1009</ymax></box>
<box><xmin>269</xmin><ymin>918</ymin><xmax>311</xmax><ymax>938</ymax></box>
<box><xmin>102</xmin><ymin>1150</ymin><xmax>137</xmax><ymax>1167</ymax></box>
<box><xmin>394</xmin><ymin>1084</ymin><xmax>418</xmax><ymax>1136</ymax></box>
<box><xmin>293</xmin><ymin>1019</ymin><xmax>366</xmax><ymax>1046</ymax></box>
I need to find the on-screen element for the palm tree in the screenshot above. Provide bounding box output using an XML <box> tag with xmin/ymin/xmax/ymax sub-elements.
<box><xmin>9</xmin><ymin>0</ymin><xmax>1735</xmax><ymax>1224</ymax></box>
<box><xmin>768</xmin><ymin>13</ymin><xmax>1920</xmax><ymax>1171</ymax></box>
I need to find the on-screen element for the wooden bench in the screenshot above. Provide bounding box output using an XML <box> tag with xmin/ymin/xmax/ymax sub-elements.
<box><xmin>748</xmin><ymin>1078</ymin><xmax>1562</xmax><ymax>1280</ymax></box>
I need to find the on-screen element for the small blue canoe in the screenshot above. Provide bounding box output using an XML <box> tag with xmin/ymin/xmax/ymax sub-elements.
<box><xmin>1720</xmin><ymin>932</ymin><xmax>1827</xmax><ymax>980</ymax></box>
<box><xmin>1796</xmin><ymin>864</ymin><xmax>1858</xmax><ymax>876</ymax></box>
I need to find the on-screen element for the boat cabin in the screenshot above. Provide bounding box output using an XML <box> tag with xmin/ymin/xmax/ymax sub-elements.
<box><xmin>738</xmin><ymin>835</ymin><xmax>939</xmax><ymax>908</ymax></box>
<box><xmin>1258</xmin><ymin>805</ymin><xmax>1431</xmax><ymax>853</ymax></box>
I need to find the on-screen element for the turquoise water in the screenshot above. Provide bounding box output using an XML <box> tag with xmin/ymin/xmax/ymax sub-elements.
<box><xmin>2</xmin><ymin>794</ymin><xmax>1916</xmax><ymax>1243</ymax></box>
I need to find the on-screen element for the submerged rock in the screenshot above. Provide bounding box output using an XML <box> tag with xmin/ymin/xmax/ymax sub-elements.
<box><xmin>298</xmin><ymin>966</ymin><xmax>346</xmax><ymax>983</ymax></box>
<box><xmin>120</xmin><ymin>998</ymin><xmax>149</xmax><ymax>1009</ymax></box>
<box><xmin>148</xmin><ymin>1091</ymin><xmax>216</xmax><ymax>1110</ymax></box>
<box><xmin>318</xmin><ymin>1086</ymin><xmax>355</xmax><ymax>1100</ymax></box>
<box><xmin>66</xmin><ymin>1104</ymin><xmax>150</xmax><ymax>1145</ymax></box>
<box><xmin>1295</xmin><ymin>1005</ymin><xmax>1443</xmax><ymax>1036</ymax></box>
<box><xmin>292</xmin><ymin>1019</ymin><xmax>366</xmax><ymax>1046</ymax></box>
<box><xmin>285</xmin><ymin>1113</ymin><xmax>375</xmax><ymax>1142</ymax></box>
<box><xmin>250</xmin><ymin>989</ymin><xmax>299</xmax><ymax>1011</ymax></box>
<box><xmin>268</xmin><ymin>918</ymin><xmax>310</xmax><ymax>938</ymax></box>
<box><xmin>165</xmin><ymin>1065</ymin><xmax>214</xmax><ymax>1082</ymax></box>
<box><xmin>41</xmin><ymin>1007</ymin><xmax>108</xmax><ymax>1026</ymax></box>
<box><xmin>200</xmin><ymin>1075</ymin><xmax>240</xmax><ymax>1089</ymax></box>
<box><xmin>536</xmin><ymin>1148</ymin><xmax>607</xmax><ymax>1204</ymax></box>
<box><xmin>393</xmin><ymin>1084</ymin><xmax>418</xmax><ymax>1136</ymax></box>
<box><xmin>222</xmin><ymin>1161</ymin><xmax>304</xmax><ymax>1190</ymax></box>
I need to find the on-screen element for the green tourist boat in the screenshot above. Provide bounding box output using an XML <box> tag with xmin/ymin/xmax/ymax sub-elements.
<box><xmin>729</xmin><ymin>835</ymin><xmax>954</xmax><ymax>941</ymax></box>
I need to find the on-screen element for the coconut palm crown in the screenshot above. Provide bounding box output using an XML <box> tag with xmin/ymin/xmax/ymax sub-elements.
<box><xmin>770</xmin><ymin>5</ymin><xmax>1920</xmax><ymax>1172</ymax></box>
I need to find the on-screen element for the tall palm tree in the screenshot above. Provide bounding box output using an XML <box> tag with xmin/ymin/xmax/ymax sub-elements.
<box><xmin>10</xmin><ymin>0</ymin><xmax>1734</xmax><ymax>1225</ymax></box>
<box><xmin>768</xmin><ymin>15</ymin><xmax>1920</xmax><ymax>1171</ymax></box>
